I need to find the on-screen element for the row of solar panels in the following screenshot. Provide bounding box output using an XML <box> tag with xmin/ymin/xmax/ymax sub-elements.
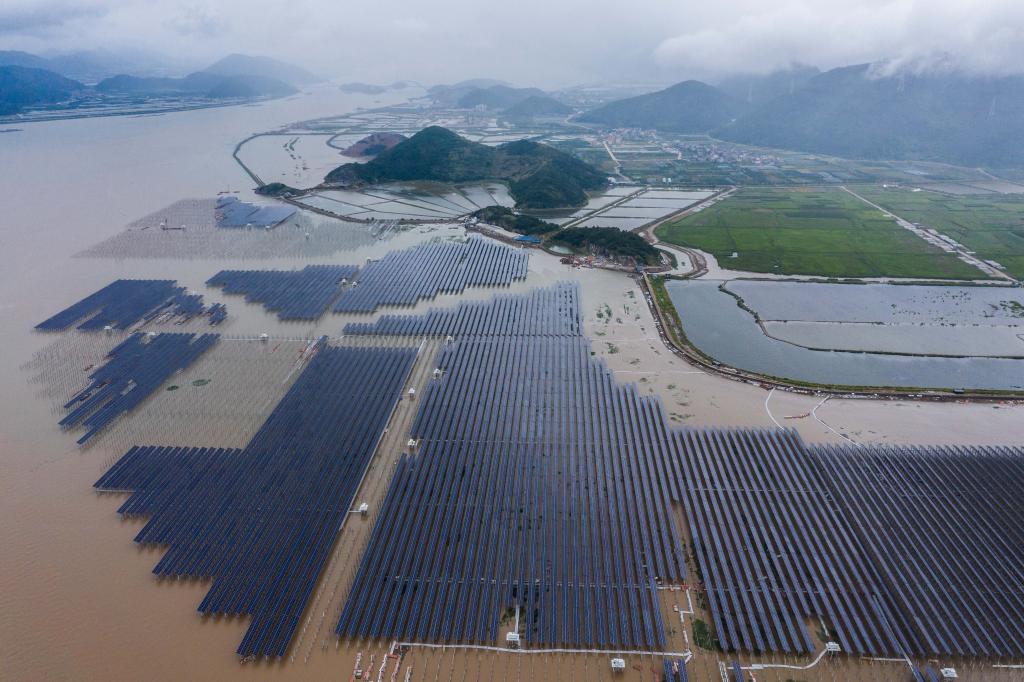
<box><xmin>61</xmin><ymin>332</ymin><xmax>218</xmax><ymax>444</ymax></box>
<box><xmin>207</xmin><ymin>236</ymin><xmax>529</xmax><ymax>321</ymax></box>
<box><xmin>36</xmin><ymin>279</ymin><xmax>222</xmax><ymax>331</ymax></box>
<box><xmin>215</xmin><ymin>196</ymin><xmax>296</xmax><ymax>228</ymax></box>
<box><xmin>95</xmin><ymin>345</ymin><xmax>418</xmax><ymax>658</ymax></box>
<box><xmin>89</xmin><ymin>283</ymin><xmax>1024</xmax><ymax>661</ymax></box>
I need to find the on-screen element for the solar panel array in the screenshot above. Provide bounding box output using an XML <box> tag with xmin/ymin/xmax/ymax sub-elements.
<box><xmin>61</xmin><ymin>332</ymin><xmax>218</xmax><ymax>444</ymax></box>
<box><xmin>672</xmin><ymin>432</ymin><xmax>1024</xmax><ymax>657</ymax></box>
<box><xmin>215</xmin><ymin>196</ymin><xmax>296</xmax><ymax>228</ymax></box>
<box><xmin>337</xmin><ymin>285</ymin><xmax>685</xmax><ymax>649</ymax></box>
<box><xmin>36</xmin><ymin>279</ymin><xmax>219</xmax><ymax>331</ymax></box>
<box><xmin>207</xmin><ymin>265</ymin><xmax>358</xmax><ymax>320</ymax></box>
<box><xmin>814</xmin><ymin>443</ymin><xmax>1024</xmax><ymax>658</ymax></box>
<box><xmin>332</xmin><ymin>236</ymin><xmax>527</xmax><ymax>313</ymax></box>
<box><xmin>95</xmin><ymin>345</ymin><xmax>417</xmax><ymax>658</ymax></box>
<box><xmin>343</xmin><ymin>282</ymin><xmax>580</xmax><ymax>337</ymax></box>
<box><xmin>663</xmin><ymin>658</ymin><xmax>689</xmax><ymax>682</ymax></box>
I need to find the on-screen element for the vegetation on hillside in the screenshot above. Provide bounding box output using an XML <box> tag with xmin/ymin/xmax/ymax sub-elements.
<box><xmin>549</xmin><ymin>226</ymin><xmax>660</xmax><ymax>265</ymax></box>
<box><xmin>472</xmin><ymin>206</ymin><xmax>559</xmax><ymax>235</ymax></box>
<box><xmin>502</xmin><ymin>95</ymin><xmax>572</xmax><ymax>120</ymax></box>
<box><xmin>255</xmin><ymin>182</ymin><xmax>300</xmax><ymax>197</ymax></box>
<box><xmin>716</xmin><ymin>64</ymin><xmax>1024</xmax><ymax>167</ymax></box>
<box><xmin>325</xmin><ymin>126</ymin><xmax>606</xmax><ymax>210</ymax></box>
<box><xmin>0</xmin><ymin>65</ymin><xmax>81</xmax><ymax>115</ymax></box>
<box><xmin>578</xmin><ymin>80</ymin><xmax>744</xmax><ymax>133</ymax></box>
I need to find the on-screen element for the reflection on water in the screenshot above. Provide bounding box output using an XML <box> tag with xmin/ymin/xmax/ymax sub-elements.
<box><xmin>666</xmin><ymin>279</ymin><xmax>1024</xmax><ymax>390</ymax></box>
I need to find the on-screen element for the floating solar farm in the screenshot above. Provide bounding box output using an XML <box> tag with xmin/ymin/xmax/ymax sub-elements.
<box><xmin>36</xmin><ymin>279</ymin><xmax>223</xmax><ymax>331</ymax></box>
<box><xmin>69</xmin><ymin>276</ymin><xmax>1024</xmax><ymax>670</ymax></box>
<box><xmin>206</xmin><ymin>236</ymin><xmax>527</xmax><ymax>320</ymax></box>
<box><xmin>95</xmin><ymin>344</ymin><xmax>417</xmax><ymax>657</ymax></box>
<box><xmin>333</xmin><ymin>236</ymin><xmax>528</xmax><ymax>313</ymax></box>
<box><xmin>207</xmin><ymin>265</ymin><xmax>358</xmax><ymax>320</ymax></box>
<box><xmin>61</xmin><ymin>332</ymin><xmax>218</xmax><ymax>444</ymax></box>
<box><xmin>215</xmin><ymin>196</ymin><xmax>296</xmax><ymax>228</ymax></box>
<box><xmin>79</xmin><ymin>198</ymin><xmax>384</xmax><ymax>260</ymax></box>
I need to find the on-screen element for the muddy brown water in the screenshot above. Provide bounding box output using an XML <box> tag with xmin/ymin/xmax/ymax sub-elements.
<box><xmin>2</xmin><ymin>91</ymin><xmax>1022</xmax><ymax>681</ymax></box>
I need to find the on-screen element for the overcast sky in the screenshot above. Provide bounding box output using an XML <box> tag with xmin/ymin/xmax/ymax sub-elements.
<box><xmin>3</xmin><ymin>0</ymin><xmax>1023</xmax><ymax>86</ymax></box>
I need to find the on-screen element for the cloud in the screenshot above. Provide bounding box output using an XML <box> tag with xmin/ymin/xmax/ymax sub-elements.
<box><xmin>0</xmin><ymin>0</ymin><xmax>106</xmax><ymax>36</ymax></box>
<box><xmin>2</xmin><ymin>0</ymin><xmax>1022</xmax><ymax>85</ymax></box>
<box><xmin>164</xmin><ymin>4</ymin><xmax>227</xmax><ymax>38</ymax></box>
<box><xmin>654</xmin><ymin>0</ymin><xmax>1024</xmax><ymax>78</ymax></box>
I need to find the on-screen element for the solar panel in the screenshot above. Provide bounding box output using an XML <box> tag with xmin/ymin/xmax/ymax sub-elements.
<box><xmin>36</xmin><ymin>279</ymin><xmax>221</xmax><ymax>331</ymax></box>
<box><xmin>61</xmin><ymin>332</ymin><xmax>218</xmax><ymax>444</ymax></box>
<box><xmin>94</xmin><ymin>344</ymin><xmax>417</xmax><ymax>658</ymax></box>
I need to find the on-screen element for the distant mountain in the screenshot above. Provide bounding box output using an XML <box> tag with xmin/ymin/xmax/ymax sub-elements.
<box><xmin>716</xmin><ymin>64</ymin><xmax>1024</xmax><ymax>167</ymax></box>
<box><xmin>0</xmin><ymin>66</ymin><xmax>82</xmax><ymax>115</ymax></box>
<box><xmin>2</xmin><ymin>48</ymin><xmax>197</xmax><ymax>83</ymax></box>
<box><xmin>96</xmin><ymin>71</ymin><xmax>297</xmax><ymax>99</ymax></box>
<box><xmin>341</xmin><ymin>132</ymin><xmax>407</xmax><ymax>157</ymax></box>
<box><xmin>200</xmin><ymin>54</ymin><xmax>320</xmax><ymax>86</ymax></box>
<box><xmin>502</xmin><ymin>95</ymin><xmax>572</xmax><ymax>120</ymax></box>
<box><xmin>577</xmin><ymin>80</ymin><xmax>744</xmax><ymax>132</ymax></box>
<box><xmin>716</xmin><ymin>64</ymin><xmax>820</xmax><ymax>104</ymax></box>
<box><xmin>456</xmin><ymin>85</ymin><xmax>546</xmax><ymax>109</ymax></box>
<box><xmin>325</xmin><ymin>126</ymin><xmax>607</xmax><ymax>209</ymax></box>
<box><xmin>339</xmin><ymin>82</ymin><xmax>388</xmax><ymax>94</ymax></box>
<box><xmin>427</xmin><ymin>79</ymin><xmax>513</xmax><ymax>106</ymax></box>
<box><xmin>0</xmin><ymin>50</ymin><xmax>51</xmax><ymax>70</ymax></box>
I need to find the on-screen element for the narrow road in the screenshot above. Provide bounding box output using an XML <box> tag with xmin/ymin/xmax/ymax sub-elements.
<box><xmin>842</xmin><ymin>185</ymin><xmax>1016</xmax><ymax>283</ymax></box>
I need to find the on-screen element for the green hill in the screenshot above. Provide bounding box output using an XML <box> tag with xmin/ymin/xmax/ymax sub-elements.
<box><xmin>577</xmin><ymin>80</ymin><xmax>744</xmax><ymax>132</ymax></box>
<box><xmin>716</xmin><ymin>64</ymin><xmax>1024</xmax><ymax>167</ymax></box>
<box><xmin>549</xmin><ymin>227</ymin><xmax>660</xmax><ymax>265</ymax></box>
<box><xmin>503</xmin><ymin>95</ymin><xmax>572</xmax><ymax>120</ymax></box>
<box><xmin>457</xmin><ymin>85</ymin><xmax>546</xmax><ymax>109</ymax></box>
<box><xmin>325</xmin><ymin>126</ymin><xmax>607</xmax><ymax>209</ymax></box>
<box><xmin>472</xmin><ymin>206</ymin><xmax>559</xmax><ymax>235</ymax></box>
<box><xmin>0</xmin><ymin>66</ymin><xmax>82</xmax><ymax>115</ymax></box>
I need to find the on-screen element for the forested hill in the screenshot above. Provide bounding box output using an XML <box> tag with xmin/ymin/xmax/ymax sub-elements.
<box><xmin>325</xmin><ymin>126</ymin><xmax>607</xmax><ymax>209</ymax></box>
<box><xmin>715</xmin><ymin>64</ymin><xmax>1024</xmax><ymax>167</ymax></box>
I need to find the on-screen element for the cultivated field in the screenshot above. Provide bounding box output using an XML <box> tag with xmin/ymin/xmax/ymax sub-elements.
<box><xmin>655</xmin><ymin>187</ymin><xmax>984</xmax><ymax>279</ymax></box>
<box><xmin>859</xmin><ymin>187</ymin><xmax>1024</xmax><ymax>279</ymax></box>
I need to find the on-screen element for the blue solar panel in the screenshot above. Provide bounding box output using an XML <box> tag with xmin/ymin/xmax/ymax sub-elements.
<box><xmin>36</xmin><ymin>279</ymin><xmax>220</xmax><ymax>331</ymax></box>
<box><xmin>207</xmin><ymin>265</ymin><xmax>358</xmax><ymax>320</ymax></box>
<box><xmin>61</xmin><ymin>332</ymin><xmax>218</xmax><ymax>444</ymax></box>
<box><xmin>94</xmin><ymin>344</ymin><xmax>417</xmax><ymax>658</ymax></box>
<box><xmin>333</xmin><ymin>236</ymin><xmax>528</xmax><ymax>313</ymax></box>
<box><xmin>337</xmin><ymin>284</ymin><xmax>683</xmax><ymax>649</ymax></box>
<box><xmin>215</xmin><ymin>196</ymin><xmax>296</xmax><ymax>228</ymax></box>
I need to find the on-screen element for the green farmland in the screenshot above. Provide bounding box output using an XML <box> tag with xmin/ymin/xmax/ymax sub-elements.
<box><xmin>655</xmin><ymin>187</ymin><xmax>986</xmax><ymax>279</ymax></box>
<box><xmin>858</xmin><ymin>188</ymin><xmax>1024</xmax><ymax>279</ymax></box>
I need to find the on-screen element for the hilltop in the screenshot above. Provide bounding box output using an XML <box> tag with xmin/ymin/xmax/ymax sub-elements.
<box><xmin>96</xmin><ymin>72</ymin><xmax>297</xmax><ymax>99</ymax></box>
<box><xmin>578</xmin><ymin>80</ymin><xmax>744</xmax><ymax>132</ymax></box>
<box><xmin>0</xmin><ymin>66</ymin><xmax>82</xmax><ymax>115</ymax></box>
<box><xmin>325</xmin><ymin>126</ymin><xmax>607</xmax><ymax>209</ymax></box>
<box><xmin>341</xmin><ymin>132</ymin><xmax>407</xmax><ymax>157</ymax></box>
<box><xmin>199</xmin><ymin>54</ymin><xmax>320</xmax><ymax>85</ymax></box>
<box><xmin>503</xmin><ymin>95</ymin><xmax>572</xmax><ymax>121</ymax></box>
<box><xmin>716</xmin><ymin>63</ymin><xmax>1024</xmax><ymax>167</ymax></box>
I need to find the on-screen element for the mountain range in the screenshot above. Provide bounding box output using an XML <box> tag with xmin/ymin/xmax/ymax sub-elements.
<box><xmin>578</xmin><ymin>63</ymin><xmax>1024</xmax><ymax>167</ymax></box>
<box><xmin>0</xmin><ymin>53</ymin><xmax>314</xmax><ymax>116</ymax></box>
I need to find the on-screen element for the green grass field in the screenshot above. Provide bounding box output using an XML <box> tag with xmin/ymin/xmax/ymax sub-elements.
<box><xmin>655</xmin><ymin>187</ymin><xmax>986</xmax><ymax>279</ymax></box>
<box><xmin>858</xmin><ymin>188</ymin><xmax>1024</xmax><ymax>279</ymax></box>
